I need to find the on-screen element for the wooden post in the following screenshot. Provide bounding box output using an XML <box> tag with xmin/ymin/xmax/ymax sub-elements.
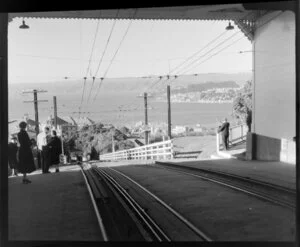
<box><xmin>170</xmin><ymin>140</ymin><xmax>174</xmax><ymax>159</ymax></box>
<box><xmin>53</xmin><ymin>96</ymin><xmax>57</xmax><ymax>129</ymax></box>
<box><xmin>112</xmin><ymin>134</ymin><xmax>115</xmax><ymax>153</ymax></box>
<box><xmin>216</xmin><ymin>130</ymin><xmax>220</xmax><ymax>154</ymax></box>
<box><xmin>241</xmin><ymin>125</ymin><xmax>244</xmax><ymax>140</ymax></box>
<box><xmin>229</xmin><ymin>127</ymin><xmax>233</xmax><ymax>146</ymax></box>
<box><xmin>33</xmin><ymin>90</ymin><xmax>39</xmax><ymax>137</ymax></box>
<box><xmin>144</xmin><ymin>92</ymin><xmax>149</xmax><ymax>145</ymax></box>
<box><xmin>167</xmin><ymin>85</ymin><xmax>172</xmax><ymax>139</ymax></box>
<box><xmin>61</xmin><ymin>135</ymin><xmax>64</xmax><ymax>155</ymax></box>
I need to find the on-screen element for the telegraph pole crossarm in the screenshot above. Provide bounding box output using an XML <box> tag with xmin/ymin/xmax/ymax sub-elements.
<box><xmin>23</xmin><ymin>100</ymin><xmax>48</xmax><ymax>103</ymax></box>
<box><xmin>22</xmin><ymin>89</ymin><xmax>48</xmax><ymax>138</ymax></box>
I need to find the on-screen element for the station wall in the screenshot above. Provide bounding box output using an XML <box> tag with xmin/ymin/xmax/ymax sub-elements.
<box><xmin>251</xmin><ymin>10</ymin><xmax>295</xmax><ymax>163</ymax></box>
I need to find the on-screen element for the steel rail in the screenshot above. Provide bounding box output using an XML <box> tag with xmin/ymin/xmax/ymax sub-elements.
<box><xmin>80</xmin><ymin>166</ymin><xmax>109</xmax><ymax>241</ymax></box>
<box><xmin>106</xmin><ymin>166</ymin><xmax>212</xmax><ymax>241</ymax></box>
<box><xmin>155</xmin><ymin>161</ymin><xmax>296</xmax><ymax>195</ymax></box>
<box><xmin>92</xmin><ymin>167</ymin><xmax>171</xmax><ymax>241</ymax></box>
<box><xmin>154</xmin><ymin>164</ymin><xmax>295</xmax><ymax>210</ymax></box>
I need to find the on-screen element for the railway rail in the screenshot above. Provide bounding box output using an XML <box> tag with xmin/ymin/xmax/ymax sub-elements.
<box><xmin>155</xmin><ymin>161</ymin><xmax>296</xmax><ymax>210</ymax></box>
<box><xmin>81</xmin><ymin>162</ymin><xmax>212</xmax><ymax>241</ymax></box>
<box><xmin>80</xmin><ymin>161</ymin><xmax>295</xmax><ymax>241</ymax></box>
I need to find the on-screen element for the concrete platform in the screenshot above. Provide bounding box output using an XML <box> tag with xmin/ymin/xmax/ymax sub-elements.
<box><xmin>9</xmin><ymin>165</ymin><xmax>103</xmax><ymax>241</ymax></box>
<box><xmin>156</xmin><ymin>159</ymin><xmax>296</xmax><ymax>190</ymax></box>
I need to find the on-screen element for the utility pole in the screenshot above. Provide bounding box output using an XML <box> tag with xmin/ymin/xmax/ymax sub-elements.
<box><xmin>53</xmin><ymin>96</ymin><xmax>57</xmax><ymax>129</ymax></box>
<box><xmin>112</xmin><ymin>134</ymin><xmax>115</xmax><ymax>153</ymax></box>
<box><xmin>137</xmin><ymin>92</ymin><xmax>153</xmax><ymax>145</ymax></box>
<box><xmin>22</xmin><ymin>89</ymin><xmax>48</xmax><ymax>138</ymax></box>
<box><xmin>167</xmin><ymin>85</ymin><xmax>172</xmax><ymax>139</ymax></box>
<box><xmin>144</xmin><ymin>92</ymin><xmax>149</xmax><ymax>145</ymax></box>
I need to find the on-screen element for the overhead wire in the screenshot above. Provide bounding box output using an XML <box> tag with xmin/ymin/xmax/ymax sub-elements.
<box><xmin>145</xmin><ymin>11</ymin><xmax>283</xmax><ymax>98</ymax></box>
<box><xmin>165</xmin><ymin>11</ymin><xmax>284</xmax><ymax>79</ymax></box>
<box><xmin>172</xmin><ymin>30</ymin><xmax>241</xmax><ymax>75</ymax></box>
<box><xmin>170</xmin><ymin>29</ymin><xmax>226</xmax><ymax>74</ymax></box>
<box><xmin>76</xmin><ymin>11</ymin><xmax>282</xmax><ymax>124</ymax></box>
<box><xmin>182</xmin><ymin>33</ymin><xmax>245</xmax><ymax>75</ymax></box>
<box><xmin>141</xmin><ymin>22</ymin><xmax>227</xmax><ymax>92</ymax></box>
<box><xmin>142</xmin><ymin>35</ymin><xmax>236</xmax><ymax>95</ymax></box>
<box><xmin>92</xmin><ymin>8</ymin><xmax>138</xmax><ymax>104</ymax></box>
<box><xmin>144</xmin><ymin>12</ymin><xmax>256</xmax><ymax>94</ymax></box>
<box><xmin>78</xmin><ymin>10</ymin><xmax>102</xmax><ymax>118</ymax></box>
<box><xmin>143</xmin><ymin>13</ymin><xmax>282</xmax><ymax>124</ymax></box>
<box><xmin>86</xmin><ymin>9</ymin><xmax>120</xmax><ymax>107</ymax></box>
<box><xmin>120</xmin><ymin>13</ymin><xmax>256</xmax><ymax>115</ymax></box>
<box><xmin>145</xmin><ymin>24</ymin><xmax>253</xmax><ymax>93</ymax></box>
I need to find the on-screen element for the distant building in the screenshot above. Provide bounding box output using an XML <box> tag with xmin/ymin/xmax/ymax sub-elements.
<box><xmin>44</xmin><ymin>115</ymin><xmax>77</xmax><ymax>137</ymax></box>
<box><xmin>46</xmin><ymin>115</ymin><xmax>70</xmax><ymax>127</ymax></box>
<box><xmin>135</xmin><ymin>121</ymin><xmax>143</xmax><ymax>128</ymax></box>
<box><xmin>193</xmin><ymin>127</ymin><xmax>203</xmax><ymax>133</ymax></box>
<box><xmin>59</xmin><ymin>116</ymin><xmax>76</xmax><ymax>126</ymax></box>
<box><xmin>71</xmin><ymin>116</ymin><xmax>95</xmax><ymax>127</ymax></box>
<box><xmin>23</xmin><ymin>115</ymin><xmax>36</xmax><ymax>132</ymax></box>
<box><xmin>172</xmin><ymin>126</ymin><xmax>187</xmax><ymax>135</ymax></box>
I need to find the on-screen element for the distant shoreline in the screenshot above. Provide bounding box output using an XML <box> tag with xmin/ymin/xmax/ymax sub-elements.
<box><xmin>154</xmin><ymin>100</ymin><xmax>233</xmax><ymax>104</ymax></box>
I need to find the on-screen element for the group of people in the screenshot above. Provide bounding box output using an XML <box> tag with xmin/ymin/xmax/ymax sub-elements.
<box><xmin>37</xmin><ymin>126</ymin><xmax>62</xmax><ymax>174</ymax></box>
<box><xmin>8</xmin><ymin>121</ymin><xmax>62</xmax><ymax>184</ymax></box>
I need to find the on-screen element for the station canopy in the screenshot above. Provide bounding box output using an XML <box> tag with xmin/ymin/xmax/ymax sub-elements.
<box><xmin>8</xmin><ymin>2</ymin><xmax>294</xmax><ymax>41</ymax></box>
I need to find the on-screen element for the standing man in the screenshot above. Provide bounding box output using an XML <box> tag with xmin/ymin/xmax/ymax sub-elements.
<box><xmin>48</xmin><ymin>130</ymin><xmax>62</xmax><ymax>173</ymax></box>
<box><xmin>37</xmin><ymin>126</ymin><xmax>51</xmax><ymax>174</ymax></box>
<box><xmin>218</xmin><ymin>118</ymin><xmax>230</xmax><ymax>151</ymax></box>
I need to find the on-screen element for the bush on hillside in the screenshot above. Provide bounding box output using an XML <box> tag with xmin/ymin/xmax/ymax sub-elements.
<box><xmin>119</xmin><ymin>126</ymin><xmax>130</xmax><ymax>136</ymax></box>
<box><xmin>232</xmin><ymin>80</ymin><xmax>252</xmax><ymax>132</ymax></box>
<box><xmin>73</xmin><ymin>124</ymin><xmax>135</xmax><ymax>156</ymax></box>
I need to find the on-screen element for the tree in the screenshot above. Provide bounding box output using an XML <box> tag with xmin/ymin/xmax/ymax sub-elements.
<box><xmin>232</xmin><ymin>80</ymin><xmax>252</xmax><ymax>132</ymax></box>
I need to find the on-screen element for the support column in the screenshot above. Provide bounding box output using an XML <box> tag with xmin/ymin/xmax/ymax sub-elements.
<box><xmin>0</xmin><ymin>13</ymin><xmax>8</xmax><ymax>247</ymax></box>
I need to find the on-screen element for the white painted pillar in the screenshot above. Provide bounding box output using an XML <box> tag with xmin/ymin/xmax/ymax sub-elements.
<box><xmin>251</xmin><ymin>39</ymin><xmax>256</xmax><ymax>133</ymax></box>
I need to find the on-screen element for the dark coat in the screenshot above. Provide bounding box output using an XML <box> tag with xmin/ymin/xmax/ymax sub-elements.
<box><xmin>8</xmin><ymin>142</ymin><xmax>18</xmax><ymax>169</ymax></box>
<box><xmin>17</xmin><ymin>129</ymin><xmax>36</xmax><ymax>174</ymax></box>
<box><xmin>218</xmin><ymin>122</ymin><xmax>230</xmax><ymax>137</ymax></box>
<box><xmin>48</xmin><ymin>136</ymin><xmax>62</xmax><ymax>165</ymax></box>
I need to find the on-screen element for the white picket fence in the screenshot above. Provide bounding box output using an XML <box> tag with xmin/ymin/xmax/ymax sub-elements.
<box><xmin>216</xmin><ymin>124</ymin><xmax>248</xmax><ymax>152</ymax></box>
<box><xmin>99</xmin><ymin>140</ymin><xmax>174</xmax><ymax>161</ymax></box>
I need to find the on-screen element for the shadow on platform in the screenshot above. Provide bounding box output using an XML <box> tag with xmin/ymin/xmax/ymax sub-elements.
<box><xmin>9</xmin><ymin>165</ymin><xmax>103</xmax><ymax>241</ymax></box>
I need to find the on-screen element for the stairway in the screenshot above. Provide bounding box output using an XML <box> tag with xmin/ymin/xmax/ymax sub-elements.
<box><xmin>174</xmin><ymin>151</ymin><xmax>202</xmax><ymax>159</ymax></box>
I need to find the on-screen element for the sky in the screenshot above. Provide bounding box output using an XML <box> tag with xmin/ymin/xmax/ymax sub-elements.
<box><xmin>8</xmin><ymin>13</ymin><xmax>252</xmax><ymax>84</ymax></box>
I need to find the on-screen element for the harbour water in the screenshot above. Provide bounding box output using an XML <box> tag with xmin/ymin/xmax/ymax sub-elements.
<box><xmin>9</xmin><ymin>90</ymin><xmax>234</xmax><ymax>127</ymax></box>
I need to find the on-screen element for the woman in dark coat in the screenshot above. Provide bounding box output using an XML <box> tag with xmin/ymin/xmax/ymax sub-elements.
<box><xmin>17</xmin><ymin>121</ymin><xmax>36</xmax><ymax>184</ymax></box>
<box><xmin>48</xmin><ymin>130</ymin><xmax>62</xmax><ymax>173</ymax></box>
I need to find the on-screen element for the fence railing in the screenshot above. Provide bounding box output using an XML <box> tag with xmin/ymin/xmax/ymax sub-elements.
<box><xmin>216</xmin><ymin>124</ymin><xmax>248</xmax><ymax>152</ymax></box>
<box><xmin>99</xmin><ymin>140</ymin><xmax>174</xmax><ymax>162</ymax></box>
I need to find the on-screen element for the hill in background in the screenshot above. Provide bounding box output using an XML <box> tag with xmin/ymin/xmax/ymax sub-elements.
<box><xmin>8</xmin><ymin>72</ymin><xmax>251</xmax><ymax>99</ymax></box>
